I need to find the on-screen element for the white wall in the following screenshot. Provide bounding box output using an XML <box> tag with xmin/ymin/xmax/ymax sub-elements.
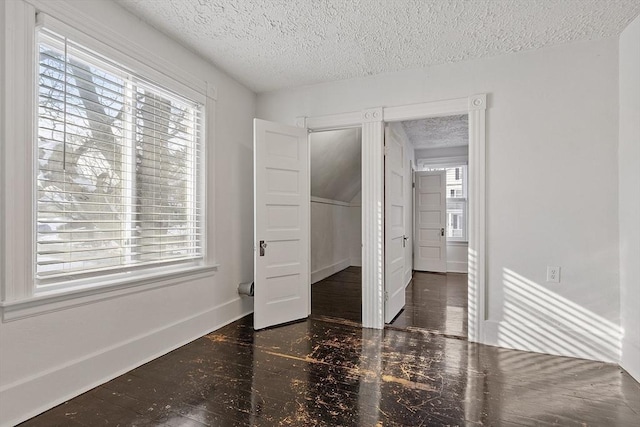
<box><xmin>258</xmin><ymin>38</ymin><xmax>621</xmax><ymax>363</ymax></box>
<box><xmin>310</xmin><ymin>198</ymin><xmax>361</xmax><ymax>283</ymax></box>
<box><xmin>619</xmin><ymin>14</ymin><xmax>640</xmax><ymax>382</ymax></box>
<box><xmin>0</xmin><ymin>1</ymin><xmax>256</xmax><ymax>425</ymax></box>
<box><xmin>310</xmin><ymin>128</ymin><xmax>361</xmax><ymax>202</ymax></box>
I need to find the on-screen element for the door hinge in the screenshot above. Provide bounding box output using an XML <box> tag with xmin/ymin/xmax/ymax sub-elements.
<box><xmin>412</xmin><ymin>182</ymin><xmax>415</xmax><ymax>188</ymax></box>
<box><xmin>384</xmin><ymin>291</ymin><xmax>389</xmax><ymax>302</ymax></box>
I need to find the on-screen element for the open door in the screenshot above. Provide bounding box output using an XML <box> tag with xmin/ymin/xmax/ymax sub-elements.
<box><xmin>254</xmin><ymin>119</ymin><xmax>309</xmax><ymax>330</ymax></box>
<box><xmin>414</xmin><ymin>170</ymin><xmax>447</xmax><ymax>272</ymax></box>
<box><xmin>404</xmin><ymin>160</ymin><xmax>414</xmax><ymax>287</ymax></box>
<box><xmin>384</xmin><ymin>125</ymin><xmax>406</xmax><ymax>323</ymax></box>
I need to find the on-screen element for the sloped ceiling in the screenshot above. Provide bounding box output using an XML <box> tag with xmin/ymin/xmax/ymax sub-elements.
<box><xmin>402</xmin><ymin>115</ymin><xmax>468</xmax><ymax>149</ymax></box>
<box><xmin>310</xmin><ymin>128</ymin><xmax>361</xmax><ymax>203</ymax></box>
<box><xmin>115</xmin><ymin>0</ymin><xmax>640</xmax><ymax>92</ymax></box>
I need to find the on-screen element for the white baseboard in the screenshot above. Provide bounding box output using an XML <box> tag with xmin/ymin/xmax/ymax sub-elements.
<box><xmin>447</xmin><ymin>261</ymin><xmax>468</xmax><ymax>273</ymax></box>
<box><xmin>311</xmin><ymin>259</ymin><xmax>350</xmax><ymax>284</ymax></box>
<box><xmin>621</xmin><ymin>338</ymin><xmax>640</xmax><ymax>382</ymax></box>
<box><xmin>0</xmin><ymin>297</ymin><xmax>253</xmax><ymax>427</ymax></box>
<box><xmin>350</xmin><ymin>257</ymin><xmax>362</xmax><ymax>267</ymax></box>
<box><xmin>482</xmin><ymin>319</ymin><xmax>620</xmax><ymax>364</ymax></box>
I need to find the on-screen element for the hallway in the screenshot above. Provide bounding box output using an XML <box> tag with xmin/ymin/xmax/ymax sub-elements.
<box><xmin>311</xmin><ymin>267</ymin><xmax>468</xmax><ymax>339</ymax></box>
<box><xmin>390</xmin><ymin>272</ymin><xmax>468</xmax><ymax>338</ymax></box>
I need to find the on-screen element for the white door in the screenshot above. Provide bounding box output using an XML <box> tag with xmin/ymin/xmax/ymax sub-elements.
<box><xmin>384</xmin><ymin>125</ymin><xmax>406</xmax><ymax>323</ymax></box>
<box><xmin>404</xmin><ymin>160</ymin><xmax>414</xmax><ymax>287</ymax></box>
<box><xmin>414</xmin><ymin>171</ymin><xmax>447</xmax><ymax>272</ymax></box>
<box><xmin>254</xmin><ymin>119</ymin><xmax>309</xmax><ymax>330</ymax></box>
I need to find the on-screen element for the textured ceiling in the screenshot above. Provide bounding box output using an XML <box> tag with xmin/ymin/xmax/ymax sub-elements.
<box><xmin>115</xmin><ymin>0</ymin><xmax>640</xmax><ymax>92</ymax></box>
<box><xmin>402</xmin><ymin>115</ymin><xmax>468</xmax><ymax>149</ymax></box>
<box><xmin>310</xmin><ymin>128</ymin><xmax>361</xmax><ymax>203</ymax></box>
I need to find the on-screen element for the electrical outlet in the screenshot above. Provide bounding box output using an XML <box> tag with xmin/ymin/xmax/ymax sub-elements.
<box><xmin>547</xmin><ymin>266</ymin><xmax>561</xmax><ymax>283</ymax></box>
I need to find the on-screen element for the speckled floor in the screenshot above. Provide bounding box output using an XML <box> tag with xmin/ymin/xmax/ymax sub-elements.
<box><xmin>311</xmin><ymin>267</ymin><xmax>468</xmax><ymax>338</ymax></box>
<box><xmin>311</xmin><ymin>266</ymin><xmax>362</xmax><ymax>323</ymax></box>
<box><xmin>20</xmin><ymin>314</ymin><xmax>640</xmax><ymax>426</ymax></box>
<box><xmin>390</xmin><ymin>271</ymin><xmax>468</xmax><ymax>338</ymax></box>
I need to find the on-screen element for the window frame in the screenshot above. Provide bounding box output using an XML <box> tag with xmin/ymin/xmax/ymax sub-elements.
<box><xmin>35</xmin><ymin>28</ymin><xmax>204</xmax><ymax>287</ymax></box>
<box><xmin>0</xmin><ymin>3</ymin><xmax>218</xmax><ymax>320</ymax></box>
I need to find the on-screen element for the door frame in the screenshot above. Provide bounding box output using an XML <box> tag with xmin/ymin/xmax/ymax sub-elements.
<box><xmin>297</xmin><ymin>94</ymin><xmax>486</xmax><ymax>343</ymax></box>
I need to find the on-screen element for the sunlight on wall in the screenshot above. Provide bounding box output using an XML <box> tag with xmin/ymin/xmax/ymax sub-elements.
<box><xmin>467</xmin><ymin>248</ymin><xmax>478</xmax><ymax>342</ymax></box>
<box><xmin>498</xmin><ymin>268</ymin><xmax>621</xmax><ymax>362</ymax></box>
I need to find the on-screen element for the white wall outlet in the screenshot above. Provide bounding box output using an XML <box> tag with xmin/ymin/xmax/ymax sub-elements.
<box><xmin>547</xmin><ymin>266</ymin><xmax>561</xmax><ymax>283</ymax></box>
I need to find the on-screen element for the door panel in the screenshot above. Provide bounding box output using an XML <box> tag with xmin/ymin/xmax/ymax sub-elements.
<box><xmin>404</xmin><ymin>161</ymin><xmax>413</xmax><ymax>286</ymax></box>
<box><xmin>384</xmin><ymin>126</ymin><xmax>406</xmax><ymax>323</ymax></box>
<box><xmin>254</xmin><ymin>119</ymin><xmax>309</xmax><ymax>330</ymax></box>
<box><xmin>414</xmin><ymin>170</ymin><xmax>447</xmax><ymax>272</ymax></box>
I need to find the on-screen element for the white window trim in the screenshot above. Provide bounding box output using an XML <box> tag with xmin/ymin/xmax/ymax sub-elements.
<box><xmin>1</xmin><ymin>0</ymin><xmax>218</xmax><ymax>318</ymax></box>
<box><xmin>0</xmin><ymin>264</ymin><xmax>219</xmax><ymax>321</ymax></box>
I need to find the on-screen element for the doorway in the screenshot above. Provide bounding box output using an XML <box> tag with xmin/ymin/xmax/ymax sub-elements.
<box><xmin>253</xmin><ymin>94</ymin><xmax>486</xmax><ymax>339</ymax></box>
<box><xmin>308</xmin><ymin>128</ymin><xmax>363</xmax><ymax>323</ymax></box>
<box><xmin>385</xmin><ymin>115</ymin><xmax>470</xmax><ymax>338</ymax></box>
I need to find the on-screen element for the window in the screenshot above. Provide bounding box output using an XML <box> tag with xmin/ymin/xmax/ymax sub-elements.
<box><xmin>36</xmin><ymin>28</ymin><xmax>203</xmax><ymax>283</ymax></box>
<box><xmin>425</xmin><ymin>165</ymin><xmax>468</xmax><ymax>242</ymax></box>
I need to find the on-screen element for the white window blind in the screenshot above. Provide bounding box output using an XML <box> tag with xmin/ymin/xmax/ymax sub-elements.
<box><xmin>36</xmin><ymin>28</ymin><xmax>203</xmax><ymax>281</ymax></box>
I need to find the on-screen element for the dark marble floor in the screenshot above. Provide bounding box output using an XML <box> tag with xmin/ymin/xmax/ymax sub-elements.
<box><xmin>390</xmin><ymin>272</ymin><xmax>468</xmax><ymax>338</ymax></box>
<box><xmin>20</xmin><ymin>315</ymin><xmax>640</xmax><ymax>426</ymax></box>
<box><xmin>311</xmin><ymin>266</ymin><xmax>362</xmax><ymax>323</ymax></box>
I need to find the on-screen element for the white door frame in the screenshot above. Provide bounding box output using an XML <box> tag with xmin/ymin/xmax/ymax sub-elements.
<box><xmin>297</xmin><ymin>94</ymin><xmax>486</xmax><ymax>343</ymax></box>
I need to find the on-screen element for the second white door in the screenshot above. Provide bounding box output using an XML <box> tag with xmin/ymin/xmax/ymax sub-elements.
<box><xmin>414</xmin><ymin>170</ymin><xmax>447</xmax><ymax>272</ymax></box>
<box><xmin>384</xmin><ymin>125</ymin><xmax>406</xmax><ymax>323</ymax></box>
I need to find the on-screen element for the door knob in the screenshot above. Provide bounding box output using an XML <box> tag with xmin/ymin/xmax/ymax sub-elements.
<box><xmin>259</xmin><ymin>240</ymin><xmax>267</xmax><ymax>256</ymax></box>
<box><xmin>441</xmin><ymin>228</ymin><xmax>445</xmax><ymax>237</ymax></box>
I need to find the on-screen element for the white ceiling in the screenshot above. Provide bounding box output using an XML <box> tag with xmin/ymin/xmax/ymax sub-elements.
<box><xmin>115</xmin><ymin>0</ymin><xmax>640</xmax><ymax>93</ymax></box>
<box><xmin>402</xmin><ymin>115</ymin><xmax>468</xmax><ymax>149</ymax></box>
<box><xmin>310</xmin><ymin>128</ymin><xmax>361</xmax><ymax>203</ymax></box>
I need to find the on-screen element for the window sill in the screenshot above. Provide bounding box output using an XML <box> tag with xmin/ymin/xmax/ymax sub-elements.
<box><xmin>0</xmin><ymin>264</ymin><xmax>219</xmax><ymax>322</ymax></box>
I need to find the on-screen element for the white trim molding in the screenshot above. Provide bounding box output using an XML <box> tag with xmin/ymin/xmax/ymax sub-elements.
<box><xmin>2</xmin><ymin>0</ymin><xmax>36</xmax><ymax>303</ymax></box>
<box><xmin>361</xmin><ymin>117</ymin><xmax>385</xmax><ymax>329</ymax></box>
<box><xmin>466</xmin><ymin>95</ymin><xmax>487</xmax><ymax>342</ymax></box>
<box><xmin>0</xmin><ymin>265</ymin><xmax>219</xmax><ymax>321</ymax></box>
